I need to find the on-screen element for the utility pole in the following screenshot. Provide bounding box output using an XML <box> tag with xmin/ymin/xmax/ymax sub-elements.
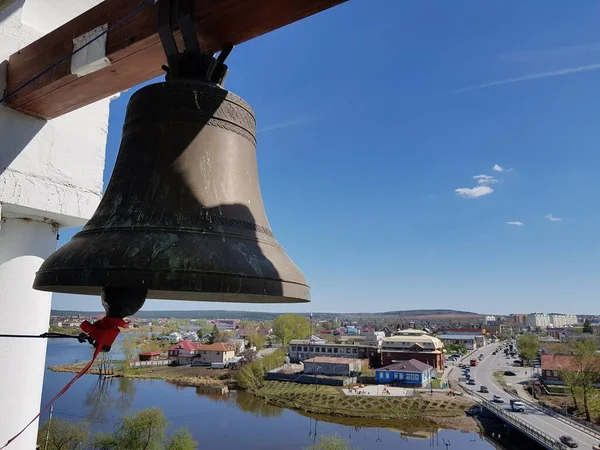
<box><xmin>44</xmin><ymin>405</ymin><xmax>54</xmax><ymax>450</ymax></box>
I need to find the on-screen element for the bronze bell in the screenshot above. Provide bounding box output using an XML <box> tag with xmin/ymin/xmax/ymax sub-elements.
<box><xmin>33</xmin><ymin>80</ymin><xmax>310</xmax><ymax>315</ymax></box>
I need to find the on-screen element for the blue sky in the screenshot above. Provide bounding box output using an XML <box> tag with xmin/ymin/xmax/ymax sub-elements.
<box><xmin>53</xmin><ymin>1</ymin><xmax>600</xmax><ymax>315</ymax></box>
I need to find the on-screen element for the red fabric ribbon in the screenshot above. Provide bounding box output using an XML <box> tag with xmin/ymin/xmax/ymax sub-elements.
<box><xmin>0</xmin><ymin>316</ymin><xmax>127</xmax><ymax>449</ymax></box>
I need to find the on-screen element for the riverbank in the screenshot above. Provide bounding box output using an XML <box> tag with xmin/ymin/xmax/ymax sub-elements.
<box><xmin>252</xmin><ymin>381</ymin><xmax>479</xmax><ymax>430</ymax></box>
<box><xmin>50</xmin><ymin>363</ymin><xmax>229</xmax><ymax>387</ymax></box>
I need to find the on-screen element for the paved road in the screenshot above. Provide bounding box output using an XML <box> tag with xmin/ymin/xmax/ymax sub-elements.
<box><xmin>463</xmin><ymin>343</ymin><xmax>599</xmax><ymax>449</ymax></box>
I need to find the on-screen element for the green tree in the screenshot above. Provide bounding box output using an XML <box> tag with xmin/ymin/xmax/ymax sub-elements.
<box><xmin>304</xmin><ymin>435</ymin><xmax>358</xmax><ymax>450</ymax></box>
<box><xmin>165</xmin><ymin>429</ymin><xmax>197</xmax><ymax>450</ymax></box>
<box><xmin>247</xmin><ymin>332</ymin><xmax>266</xmax><ymax>350</ymax></box>
<box><xmin>37</xmin><ymin>418</ymin><xmax>89</xmax><ymax>450</ymax></box>
<box><xmin>446</xmin><ymin>343</ymin><xmax>468</xmax><ymax>355</ymax></box>
<box><xmin>208</xmin><ymin>325</ymin><xmax>232</xmax><ymax>344</ymax></box>
<box><xmin>91</xmin><ymin>408</ymin><xmax>196</xmax><ymax>450</ymax></box>
<box><xmin>235</xmin><ymin>350</ymin><xmax>286</xmax><ymax>390</ymax></box>
<box><xmin>273</xmin><ymin>314</ymin><xmax>312</xmax><ymax>346</ymax></box>
<box><xmin>208</xmin><ymin>325</ymin><xmax>220</xmax><ymax>344</ymax></box>
<box><xmin>517</xmin><ymin>334</ymin><xmax>539</xmax><ymax>362</ymax></box>
<box><xmin>120</xmin><ymin>335</ymin><xmax>138</xmax><ymax>375</ymax></box>
<box><xmin>583</xmin><ymin>318</ymin><xmax>593</xmax><ymax>334</ymax></box>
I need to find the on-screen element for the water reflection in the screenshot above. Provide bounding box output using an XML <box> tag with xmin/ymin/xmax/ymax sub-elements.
<box><xmin>234</xmin><ymin>391</ymin><xmax>283</xmax><ymax>418</ymax></box>
<box><xmin>84</xmin><ymin>376</ymin><xmax>135</xmax><ymax>421</ymax></box>
<box><xmin>116</xmin><ymin>377</ymin><xmax>135</xmax><ymax>411</ymax></box>
<box><xmin>85</xmin><ymin>376</ymin><xmax>115</xmax><ymax>421</ymax></box>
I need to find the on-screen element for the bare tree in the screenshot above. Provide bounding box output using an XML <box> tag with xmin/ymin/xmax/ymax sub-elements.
<box><xmin>555</xmin><ymin>338</ymin><xmax>600</xmax><ymax>421</ymax></box>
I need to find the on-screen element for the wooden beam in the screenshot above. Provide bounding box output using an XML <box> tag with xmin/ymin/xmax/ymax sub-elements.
<box><xmin>4</xmin><ymin>0</ymin><xmax>346</xmax><ymax>119</ymax></box>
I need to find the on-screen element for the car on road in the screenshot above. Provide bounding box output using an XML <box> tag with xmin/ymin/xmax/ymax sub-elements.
<box><xmin>467</xmin><ymin>379</ymin><xmax>476</xmax><ymax>385</ymax></box>
<box><xmin>480</xmin><ymin>386</ymin><xmax>489</xmax><ymax>393</ymax></box>
<box><xmin>492</xmin><ymin>395</ymin><xmax>504</xmax><ymax>403</ymax></box>
<box><xmin>559</xmin><ymin>435</ymin><xmax>578</xmax><ymax>448</ymax></box>
<box><xmin>504</xmin><ymin>370</ymin><xmax>516</xmax><ymax>376</ymax></box>
<box><xmin>510</xmin><ymin>400</ymin><xmax>525</xmax><ymax>412</ymax></box>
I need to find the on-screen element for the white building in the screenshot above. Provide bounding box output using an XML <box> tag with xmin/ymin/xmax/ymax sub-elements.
<box><xmin>485</xmin><ymin>315</ymin><xmax>497</xmax><ymax>325</ymax></box>
<box><xmin>549</xmin><ymin>314</ymin><xmax>578</xmax><ymax>327</ymax></box>
<box><xmin>437</xmin><ymin>334</ymin><xmax>482</xmax><ymax>351</ymax></box>
<box><xmin>527</xmin><ymin>313</ymin><xmax>551</xmax><ymax>328</ymax></box>
<box><xmin>527</xmin><ymin>313</ymin><xmax>577</xmax><ymax>328</ymax></box>
<box><xmin>362</xmin><ymin>331</ymin><xmax>385</xmax><ymax>343</ymax></box>
<box><xmin>169</xmin><ymin>332</ymin><xmax>183</xmax><ymax>343</ymax></box>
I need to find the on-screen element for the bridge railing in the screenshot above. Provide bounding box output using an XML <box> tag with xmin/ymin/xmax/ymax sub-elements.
<box><xmin>481</xmin><ymin>399</ymin><xmax>567</xmax><ymax>450</ymax></box>
<box><xmin>525</xmin><ymin>399</ymin><xmax>600</xmax><ymax>440</ymax></box>
<box><xmin>462</xmin><ymin>386</ymin><xmax>568</xmax><ymax>450</ymax></box>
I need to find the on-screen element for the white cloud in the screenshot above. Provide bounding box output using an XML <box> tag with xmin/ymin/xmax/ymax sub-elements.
<box><xmin>492</xmin><ymin>164</ymin><xmax>504</xmax><ymax>172</ymax></box>
<box><xmin>454</xmin><ymin>64</ymin><xmax>600</xmax><ymax>93</ymax></box>
<box><xmin>455</xmin><ymin>186</ymin><xmax>494</xmax><ymax>199</ymax></box>
<box><xmin>473</xmin><ymin>174</ymin><xmax>498</xmax><ymax>185</ymax></box>
<box><xmin>257</xmin><ymin>117</ymin><xmax>311</xmax><ymax>133</ymax></box>
<box><xmin>545</xmin><ymin>214</ymin><xmax>562</xmax><ymax>222</ymax></box>
<box><xmin>507</xmin><ymin>221</ymin><xmax>524</xmax><ymax>226</ymax></box>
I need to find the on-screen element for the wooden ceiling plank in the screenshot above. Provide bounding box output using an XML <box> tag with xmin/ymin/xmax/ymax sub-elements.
<box><xmin>4</xmin><ymin>0</ymin><xmax>346</xmax><ymax>119</ymax></box>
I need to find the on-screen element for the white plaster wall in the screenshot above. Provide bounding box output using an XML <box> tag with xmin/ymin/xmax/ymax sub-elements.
<box><xmin>0</xmin><ymin>2</ymin><xmax>114</xmax><ymax>448</ymax></box>
<box><xmin>0</xmin><ymin>0</ymin><xmax>109</xmax><ymax>227</ymax></box>
<box><xmin>0</xmin><ymin>218</ymin><xmax>58</xmax><ymax>450</ymax></box>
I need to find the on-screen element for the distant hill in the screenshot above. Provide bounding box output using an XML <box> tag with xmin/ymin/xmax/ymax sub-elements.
<box><xmin>381</xmin><ymin>309</ymin><xmax>479</xmax><ymax>316</ymax></box>
<box><xmin>51</xmin><ymin>308</ymin><xmax>481</xmax><ymax>321</ymax></box>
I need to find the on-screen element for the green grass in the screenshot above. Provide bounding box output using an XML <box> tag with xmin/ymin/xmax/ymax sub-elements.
<box><xmin>254</xmin><ymin>381</ymin><xmax>474</xmax><ymax>420</ymax></box>
<box><xmin>493</xmin><ymin>371</ymin><xmax>507</xmax><ymax>387</ymax></box>
<box><xmin>430</xmin><ymin>379</ymin><xmax>442</xmax><ymax>389</ymax></box>
<box><xmin>546</xmin><ymin>385</ymin><xmax>569</xmax><ymax>395</ymax></box>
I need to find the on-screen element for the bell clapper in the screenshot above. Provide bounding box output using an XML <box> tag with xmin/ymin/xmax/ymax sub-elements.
<box><xmin>101</xmin><ymin>287</ymin><xmax>148</xmax><ymax>319</ymax></box>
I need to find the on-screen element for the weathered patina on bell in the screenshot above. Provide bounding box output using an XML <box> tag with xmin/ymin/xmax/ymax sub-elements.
<box><xmin>33</xmin><ymin>80</ymin><xmax>310</xmax><ymax>308</ymax></box>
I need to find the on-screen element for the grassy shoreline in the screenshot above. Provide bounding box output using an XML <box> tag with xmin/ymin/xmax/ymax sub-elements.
<box><xmin>51</xmin><ymin>365</ymin><xmax>478</xmax><ymax>429</ymax></box>
<box><xmin>49</xmin><ymin>363</ymin><xmax>229</xmax><ymax>387</ymax></box>
<box><xmin>250</xmin><ymin>381</ymin><xmax>477</xmax><ymax>426</ymax></box>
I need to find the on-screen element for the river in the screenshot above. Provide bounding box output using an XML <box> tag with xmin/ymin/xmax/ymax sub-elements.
<box><xmin>40</xmin><ymin>339</ymin><xmax>498</xmax><ymax>449</ymax></box>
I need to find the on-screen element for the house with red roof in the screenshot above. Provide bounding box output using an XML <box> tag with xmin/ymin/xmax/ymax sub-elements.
<box><xmin>168</xmin><ymin>341</ymin><xmax>236</xmax><ymax>366</ymax></box>
<box><xmin>168</xmin><ymin>340</ymin><xmax>198</xmax><ymax>365</ymax></box>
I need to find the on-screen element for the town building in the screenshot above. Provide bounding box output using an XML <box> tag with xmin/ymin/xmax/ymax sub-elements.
<box><xmin>168</xmin><ymin>331</ymin><xmax>182</xmax><ymax>343</ymax></box>
<box><xmin>485</xmin><ymin>315</ymin><xmax>496</xmax><ymax>325</ymax></box>
<box><xmin>541</xmin><ymin>354</ymin><xmax>600</xmax><ymax>386</ymax></box>
<box><xmin>289</xmin><ymin>339</ymin><xmax>381</xmax><ymax>368</ymax></box>
<box><xmin>509</xmin><ymin>314</ymin><xmax>528</xmax><ymax>326</ymax></box>
<box><xmin>527</xmin><ymin>313</ymin><xmax>578</xmax><ymax>328</ymax></box>
<box><xmin>212</xmin><ymin>319</ymin><xmax>240</xmax><ymax>331</ymax></box>
<box><xmin>303</xmin><ymin>357</ymin><xmax>366</xmax><ymax>377</ymax></box>
<box><xmin>375</xmin><ymin>359</ymin><xmax>434</xmax><ymax>387</ymax></box>
<box><xmin>168</xmin><ymin>341</ymin><xmax>236</xmax><ymax>365</ymax></box>
<box><xmin>380</xmin><ymin>329</ymin><xmax>444</xmax><ymax>370</ymax></box>
<box><xmin>527</xmin><ymin>313</ymin><xmax>551</xmax><ymax>328</ymax></box>
<box><xmin>549</xmin><ymin>314</ymin><xmax>578</xmax><ymax>327</ymax></box>
<box><xmin>436</xmin><ymin>333</ymin><xmax>482</xmax><ymax>350</ymax></box>
<box><xmin>193</xmin><ymin>343</ymin><xmax>236</xmax><ymax>365</ymax></box>
<box><xmin>168</xmin><ymin>340</ymin><xmax>198</xmax><ymax>365</ymax></box>
<box><xmin>362</xmin><ymin>331</ymin><xmax>385</xmax><ymax>343</ymax></box>
<box><xmin>139</xmin><ymin>351</ymin><xmax>162</xmax><ymax>361</ymax></box>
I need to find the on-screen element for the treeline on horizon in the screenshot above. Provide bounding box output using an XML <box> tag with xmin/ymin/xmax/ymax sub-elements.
<box><xmin>50</xmin><ymin>308</ymin><xmax>479</xmax><ymax>320</ymax></box>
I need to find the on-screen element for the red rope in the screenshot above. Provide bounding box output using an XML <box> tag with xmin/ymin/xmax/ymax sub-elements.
<box><xmin>0</xmin><ymin>316</ymin><xmax>127</xmax><ymax>449</ymax></box>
